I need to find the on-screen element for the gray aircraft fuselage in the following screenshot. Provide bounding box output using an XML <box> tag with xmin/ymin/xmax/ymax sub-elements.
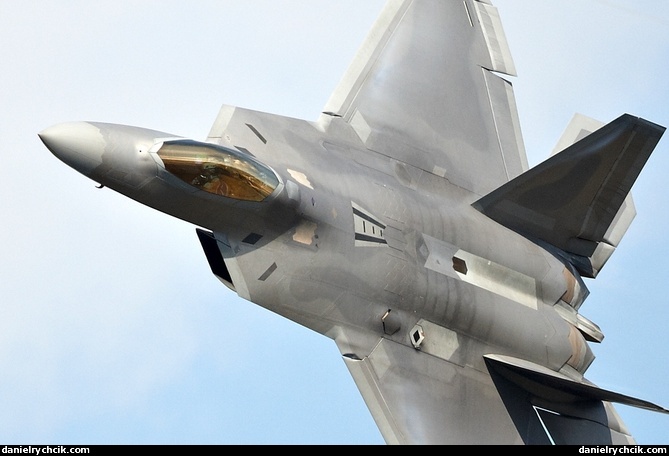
<box><xmin>39</xmin><ymin>0</ymin><xmax>666</xmax><ymax>444</ymax></box>
<box><xmin>39</xmin><ymin>115</ymin><xmax>588</xmax><ymax>385</ymax></box>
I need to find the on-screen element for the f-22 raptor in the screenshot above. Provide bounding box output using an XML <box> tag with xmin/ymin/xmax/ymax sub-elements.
<box><xmin>39</xmin><ymin>0</ymin><xmax>667</xmax><ymax>445</ymax></box>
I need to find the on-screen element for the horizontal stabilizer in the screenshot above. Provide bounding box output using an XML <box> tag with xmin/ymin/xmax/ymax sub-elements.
<box><xmin>473</xmin><ymin>114</ymin><xmax>665</xmax><ymax>277</ymax></box>
<box><xmin>485</xmin><ymin>354</ymin><xmax>669</xmax><ymax>414</ymax></box>
<box><xmin>485</xmin><ymin>354</ymin><xmax>668</xmax><ymax>445</ymax></box>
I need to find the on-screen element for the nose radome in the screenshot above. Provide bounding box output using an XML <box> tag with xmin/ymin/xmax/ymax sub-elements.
<box><xmin>39</xmin><ymin>122</ymin><xmax>106</xmax><ymax>176</ymax></box>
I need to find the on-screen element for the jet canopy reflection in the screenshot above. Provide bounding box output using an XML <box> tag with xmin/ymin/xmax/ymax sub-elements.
<box><xmin>157</xmin><ymin>140</ymin><xmax>279</xmax><ymax>202</ymax></box>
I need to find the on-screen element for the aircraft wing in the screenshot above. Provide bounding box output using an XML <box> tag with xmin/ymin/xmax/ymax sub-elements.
<box><xmin>321</xmin><ymin>0</ymin><xmax>528</xmax><ymax>196</ymax></box>
<box><xmin>337</xmin><ymin>327</ymin><xmax>667</xmax><ymax>445</ymax></box>
<box><xmin>337</xmin><ymin>331</ymin><xmax>524</xmax><ymax>445</ymax></box>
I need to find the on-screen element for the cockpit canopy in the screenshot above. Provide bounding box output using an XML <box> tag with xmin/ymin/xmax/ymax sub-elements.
<box><xmin>156</xmin><ymin>140</ymin><xmax>279</xmax><ymax>202</ymax></box>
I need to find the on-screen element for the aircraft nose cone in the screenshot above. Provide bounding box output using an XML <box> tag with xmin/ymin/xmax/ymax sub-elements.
<box><xmin>39</xmin><ymin>121</ymin><xmax>105</xmax><ymax>176</ymax></box>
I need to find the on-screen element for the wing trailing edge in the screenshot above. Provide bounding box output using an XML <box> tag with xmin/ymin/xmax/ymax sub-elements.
<box><xmin>473</xmin><ymin>114</ymin><xmax>665</xmax><ymax>278</ymax></box>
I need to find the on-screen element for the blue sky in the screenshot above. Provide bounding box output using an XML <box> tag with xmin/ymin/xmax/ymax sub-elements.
<box><xmin>1</xmin><ymin>0</ymin><xmax>668</xmax><ymax>445</ymax></box>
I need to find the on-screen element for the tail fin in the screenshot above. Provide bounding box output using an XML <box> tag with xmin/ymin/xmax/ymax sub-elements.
<box><xmin>550</xmin><ymin>114</ymin><xmax>638</xmax><ymax>265</ymax></box>
<box><xmin>473</xmin><ymin>114</ymin><xmax>665</xmax><ymax>278</ymax></box>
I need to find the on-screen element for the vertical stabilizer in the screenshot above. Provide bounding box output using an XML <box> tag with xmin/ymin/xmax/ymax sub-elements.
<box><xmin>473</xmin><ymin>114</ymin><xmax>665</xmax><ymax>278</ymax></box>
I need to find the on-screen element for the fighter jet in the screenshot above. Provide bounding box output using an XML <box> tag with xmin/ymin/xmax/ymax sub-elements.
<box><xmin>39</xmin><ymin>0</ymin><xmax>667</xmax><ymax>445</ymax></box>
